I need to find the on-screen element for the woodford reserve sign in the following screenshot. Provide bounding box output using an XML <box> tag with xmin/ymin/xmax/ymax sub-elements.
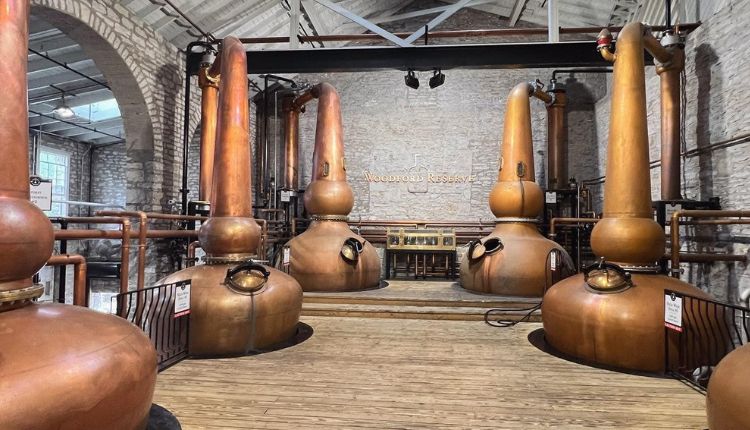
<box><xmin>361</xmin><ymin>155</ymin><xmax>476</xmax><ymax>193</ymax></box>
<box><xmin>362</xmin><ymin>171</ymin><xmax>477</xmax><ymax>184</ymax></box>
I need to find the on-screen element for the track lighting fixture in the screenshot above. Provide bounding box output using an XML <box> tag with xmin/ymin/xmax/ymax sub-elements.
<box><xmin>404</xmin><ymin>70</ymin><xmax>419</xmax><ymax>89</ymax></box>
<box><xmin>429</xmin><ymin>69</ymin><xmax>445</xmax><ymax>89</ymax></box>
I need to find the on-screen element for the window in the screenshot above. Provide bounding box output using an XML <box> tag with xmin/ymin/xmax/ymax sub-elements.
<box><xmin>37</xmin><ymin>147</ymin><xmax>70</xmax><ymax>217</ymax></box>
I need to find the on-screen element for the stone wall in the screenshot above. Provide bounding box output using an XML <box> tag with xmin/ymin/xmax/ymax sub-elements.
<box><xmin>90</xmin><ymin>143</ymin><xmax>126</xmax><ymax>209</ymax></box>
<box><xmin>31</xmin><ymin>0</ymin><xmax>200</xmax><ymax>214</ymax></box>
<box><xmin>292</xmin><ymin>70</ymin><xmax>604</xmax><ymax>221</ymax></box>
<box><xmin>592</xmin><ymin>0</ymin><xmax>750</xmax><ymax>302</ymax></box>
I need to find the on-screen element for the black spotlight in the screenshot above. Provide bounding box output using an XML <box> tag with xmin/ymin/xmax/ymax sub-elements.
<box><xmin>404</xmin><ymin>70</ymin><xmax>419</xmax><ymax>89</ymax></box>
<box><xmin>429</xmin><ymin>69</ymin><xmax>445</xmax><ymax>89</ymax></box>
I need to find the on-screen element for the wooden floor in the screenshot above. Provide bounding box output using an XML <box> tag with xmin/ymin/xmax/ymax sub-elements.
<box><xmin>154</xmin><ymin>317</ymin><xmax>708</xmax><ymax>429</ymax></box>
<box><xmin>302</xmin><ymin>280</ymin><xmax>542</xmax><ymax>321</ymax></box>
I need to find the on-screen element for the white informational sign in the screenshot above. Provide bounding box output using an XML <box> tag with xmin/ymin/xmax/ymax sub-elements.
<box><xmin>280</xmin><ymin>190</ymin><xmax>291</xmax><ymax>202</ymax></box>
<box><xmin>174</xmin><ymin>283</ymin><xmax>191</xmax><ymax>318</ymax></box>
<box><xmin>30</xmin><ymin>177</ymin><xmax>52</xmax><ymax>211</ymax></box>
<box><xmin>664</xmin><ymin>293</ymin><xmax>683</xmax><ymax>332</ymax></box>
<box><xmin>550</xmin><ymin>251</ymin><xmax>557</xmax><ymax>271</ymax></box>
<box><xmin>282</xmin><ymin>247</ymin><xmax>291</xmax><ymax>266</ymax></box>
<box><xmin>545</xmin><ymin>191</ymin><xmax>557</xmax><ymax>204</ymax></box>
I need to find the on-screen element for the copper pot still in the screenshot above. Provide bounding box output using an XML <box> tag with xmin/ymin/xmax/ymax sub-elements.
<box><xmin>159</xmin><ymin>37</ymin><xmax>302</xmax><ymax>356</ymax></box>
<box><xmin>541</xmin><ymin>23</ymin><xmax>711</xmax><ymax>373</ymax></box>
<box><xmin>285</xmin><ymin>83</ymin><xmax>380</xmax><ymax>292</ymax></box>
<box><xmin>706</xmin><ymin>343</ymin><xmax>750</xmax><ymax>430</ymax></box>
<box><xmin>460</xmin><ymin>82</ymin><xmax>573</xmax><ymax>297</ymax></box>
<box><xmin>0</xmin><ymin>1</ymin><xmax>157</xmax><ymax>429</ymax></box>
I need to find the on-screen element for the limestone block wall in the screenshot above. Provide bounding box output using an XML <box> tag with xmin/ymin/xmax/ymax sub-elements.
<box><xmin>291</xmin><ymin>69</ymin><xmax>604</xmax><ymax>222</ymax></box>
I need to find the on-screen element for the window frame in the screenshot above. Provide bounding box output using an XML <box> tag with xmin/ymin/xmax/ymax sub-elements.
<box><xmin>37</xmin><ymin>145</ymin><xmax>71</xmax><ymax>217</ymax></box>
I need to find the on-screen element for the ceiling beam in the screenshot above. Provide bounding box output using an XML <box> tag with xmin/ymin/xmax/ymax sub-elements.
<box><xmin>371</xmin><ymin>0</ymin><xmax>497</xmax><ymax>25</ymax></box>
<box><xmin>402</xmin><ymin>0</ymin><xmax>474</xmax><ymax>45</ymax></box>
<box><xmin>312</xmin><ymin>0</ymin><xmax>411</xmax><ymax>47</ymax></box>
<box><xmin>288</xmin><ymin>0</ymin><xmax>301</xmax><ymax>49</ymax></box>
<box><xmin>509</xmin><ymin>0</ymin><xmax>529</xmax><ymax>27</ymax></box>
<box><xmin>206</xmin><ymin>41</ymin><xmax>626</xmax><ymax>74</ymax></box>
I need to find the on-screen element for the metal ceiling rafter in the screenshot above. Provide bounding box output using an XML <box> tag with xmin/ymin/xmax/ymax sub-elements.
<box><xmin>213</xmin><ymin>0</ymin><xmax>277</xmax><ymax>39</ymax></box>
<box><xmin>288</xmin><ymin>0</ymin><xmax>302</xmax><ymax>49</ymax></box>
<box><xmin>509</xmin><ymin>0</ymin><xmax>529</xmax><ymax>26</ymax></box>
<box><xmin>370</xmin><ymin>0</ymin><xmax>496</xmax><ymax>25</ymax></box>
<box><xmin>607</xmin><ymin>0</ymin><xmax>643</xmax><ymax>26</ymax></box>
<box><xmin>402</xmin><ymin>0</ymin><xmax>474</xmax><ymax>44</ymax></box>
<box><xmin>311</xmin><ymin>0</ymin><xmax>412</xmax><ymax>47</ymax></box>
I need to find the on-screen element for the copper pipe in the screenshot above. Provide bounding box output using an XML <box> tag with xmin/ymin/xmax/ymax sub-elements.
<box><xmin>1</xmin><ymin>0</ymin><xmax>30</xmax><ymax>202</ymax></box>
<box><xmin>546</xmin><ymin>88</ymin><xmax>568</xmax><ymax>190</ymax></box>
<box><xmin>670</xmin><ymin>210</ymin><xmax>750</xmax><ymax>277</ymax></box>
<box><xmin>531</xmin><ymin>86</ymin><xmax>552</xmax><ymax>104</ymax></box>
<box><xmin>96</xmin><ymin>211</ymin><xmax>147</xmax><ymax>291</ymax></box>
<box><xmin>199</xmin><ymin>37</ymin><xmax>261</xmax><ymax>259</ymax></box>
<box><xmin>590</xmin><ymin>23</ymin><xmax>665</xmax><ymax>266</ymax></box>
<box><xmin>488</xmin><ymin>82</ymin><xmax>543</xmax><ymax>218</ymax></box>
<box><xmin>282</xmin><ymin>95</ymin><xmax>301</xmax><ymax>191</ymax></box>
<box><xmin>199</xmin><ymin>64</ymin><xmax>220</xmax><ymax>202</ymax></box>
<box><xmin>642</xmin><ymin>33</ymin><xmax>674</xmax><ymax>64</ymax></box>
<box><xmin>143</xmin><ymin>229</ymin><xmax>199</xmax><ymax>239</ymax></box>
<box><xmin>142</xmin><ymin>213</ymin><xmax>208</xmax><ymax>221</ymax></box>
<box><xmin>46</xmin><ymin>254</ymin><xmax>87</xmax><ymax>306</ymax></box>
<box><xmin>54</xmin><ymin>229</ymin><xmax>123</xmax><ymax>240</ymax></box>
<box><xmin>655</xmin><ymin>43</ymin><xmax>684</xmax><ymax>200</ymax></box>
<box><xmin>548</xmin><ymin>217</ymin><xmax>599</xmax><ymax>238</ymax></box>
<box><xmin>51</xmin><ymin>217</ymin><xmax>131</xmax><ymax>295</ymax></box>
<box><xmin>187</xmin><ymin>241</ymin><xmax>200</xmax><ymax>267</ymax></box>
<box><xmin>302</xmin><ymin>83</ymin><xmax>354</xmax><ymax>216</ymax></box>
<box><xmin>236</xmin><ymin>23</ymin><xmax>701</xmax><ymax>44</ymax></box>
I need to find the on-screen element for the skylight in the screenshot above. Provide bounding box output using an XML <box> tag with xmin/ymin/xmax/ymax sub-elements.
<box><xmin>71</xmin><ymin>98</ymin><xmax>120</xmax><ymax>122</ymax></box>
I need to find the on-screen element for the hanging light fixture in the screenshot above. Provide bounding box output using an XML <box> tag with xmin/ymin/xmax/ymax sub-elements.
<box><xmin>429</xmin><ymin>69</ymin><xmax>445</xmax><ymax>88</ymax></box>
<box><xmin>52</xmin><ymin>91</ymin><xmax>75</xmax><ymax>119</ymax></box>
<box><xmin>404</xmin><ymin>70</ymin><xmax>419</xmax><ymax>89</ymax></box>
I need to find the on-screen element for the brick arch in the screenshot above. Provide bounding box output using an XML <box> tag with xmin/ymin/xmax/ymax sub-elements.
<box><xmin>31</xmin><ymin>2</ymin><xmax>153</xmax><ymax>153</ymax></box>
<box><xmin>30</xmin><ymin>0</ymin><xmax>189</xmax><ymax>212</ymax></box>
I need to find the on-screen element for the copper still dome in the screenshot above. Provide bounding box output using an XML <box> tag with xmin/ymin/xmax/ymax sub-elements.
<box><xmin>460</xmin><ymin>82</ymin><xmax>573</xmax><ymax>297</ymax></box>
<box><xmin>158</xmin><ymin>37</ymin><xmax>302</xmax><ymax>356</ymax></box>
<box><xmin>285</xmin><ymin>83</ymin><xmax>381</xmax><ymax>292</ymax></box>
<box><xmin>0</xmin><ymin>1</ymin><xmax>157</xmax><ymax>428</ymax></box>
<box><xmin>706</xmin><ymin>343</ymin><xmax>750</xmax><ymax>429</ymax></box>
<box><xmin>541</xmin><ymin>23</ymin><xmax>711</xmax><ymax>372</ymax></box>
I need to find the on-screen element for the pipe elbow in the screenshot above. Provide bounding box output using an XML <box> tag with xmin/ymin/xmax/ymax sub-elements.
<box><xmin>311</xmin><ymin>82</ymin><xmax>340</xmax><ymax>104</ymax></box>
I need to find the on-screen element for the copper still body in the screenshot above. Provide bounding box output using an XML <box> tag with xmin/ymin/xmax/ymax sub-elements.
<box><xmin>706</xmin><ymin>343</ymin><xmax>750</xmax><ymax>429</ymax></box>
<box><xmin>541</xmin><ymin>23</ymin><xmax>710</xmax><ymax>372</ymax></box>
<box><xmin>159</xmin><ymin>37</ymin><xmax>302</xmax><ymax>356</ymax></box>
<box><xmin>0</xmin><ymin>1</ymin><xmax>157</xmax><ymax>428</ymax></box>
<box><xmin>285</xmin><ymin>83</ymin><xmax>381</xmax><ymax>292</ymax></box>
<box><xmin>460</xmin><ymin>82</ymin><xmax>572</xmax><ymax>297</ymax></box>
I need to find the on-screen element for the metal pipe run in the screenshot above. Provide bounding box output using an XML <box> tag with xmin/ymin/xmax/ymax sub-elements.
<box><xmin>548</xmin><ymin>217</ymin><xmax>599</xmax><ymax>238</ymax></box>
<box><xmin>186</xmin><ymin>241</ymin><xmax>200</xmax><ymax>267</ymax></box>
<box><xmin>670</xmin><ymin>210</ymin><xmax>750</xmax><ymax>277</ymax></box>
<box><xmin>46</xmin><ymin>254</ymin><xmax>87</xmax><ymax>306</ymax></box>
<box><xmin>51</xmin><ymin>217</ymin><xmax>131</xmax><ymax>295</ymax></box>
<box><xmin>96</xmin><ymin>211</ymin><xmax>147</xmax><ymax>291</ymax></box>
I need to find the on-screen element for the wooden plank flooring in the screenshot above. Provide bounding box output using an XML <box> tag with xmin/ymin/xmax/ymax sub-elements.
<box><xmin>154</xmin><ymin>317</ymin><xmax>707</xmax><ymax>429</ymax></box>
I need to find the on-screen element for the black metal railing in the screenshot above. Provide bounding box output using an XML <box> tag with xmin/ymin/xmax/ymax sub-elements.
<box><xmin>114</xmin><ymin>281</ymin><xmax>190</xmax><ymax>371</ymax></box>
<box><xmin>665</xmin><ymin>289</ymin><xmax>749</xmax><ymax>389</ymax></box>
